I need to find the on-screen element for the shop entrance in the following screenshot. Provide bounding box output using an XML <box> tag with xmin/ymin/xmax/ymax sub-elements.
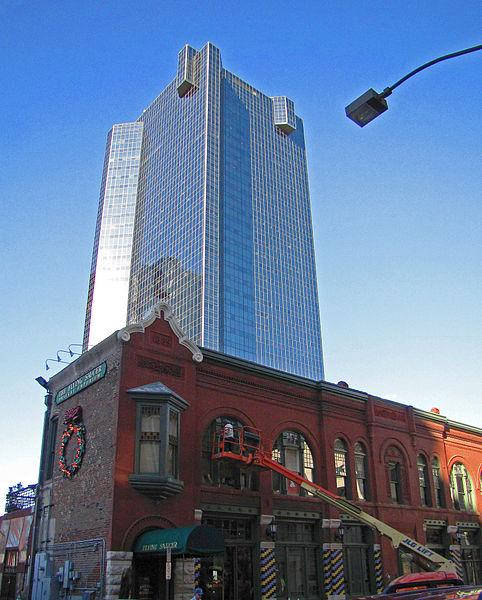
<box><xmin>204</xmin><ymin>516</ymin><xmax>255</xmax><ymax>600</ymax></box>
<box><xmin>0</xmin><ymin>574</ymin><xmax>17</xmax><ymax>600</ymax></box>
<box><xmin>132</xmin><ymin>525</ymin><xmax>225</xmax><ymax>600</ymax></box>
<box><xmin>224</xmin><ymin>546</ymin><xmax>253</xmax><ymax>600</ymax></box>
<box><xmin>133</xmin><ymin>554</ymin><xmax>170</xmax><ymax>600</ymax></box>
<box><xmin>343</xmin><ymin>525</ymin><xmax>373</xmax><ymax>597</ymax></box>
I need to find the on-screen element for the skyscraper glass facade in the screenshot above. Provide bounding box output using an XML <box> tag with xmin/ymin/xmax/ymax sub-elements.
<box><xmin>83</xmin><ymin>122</ymin><xmax>143</xmax><ymax>349</ymax></box>
<box><xmin>84</xmin><ymin>43</ymin><xmax>324</xmax><ymax>380</ymax></box>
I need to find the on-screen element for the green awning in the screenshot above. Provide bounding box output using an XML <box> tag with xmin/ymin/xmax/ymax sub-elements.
<box><xmin>133</xmin><ymin>525</ymin><xmax>225</xmax><ymax>556</ymax></box>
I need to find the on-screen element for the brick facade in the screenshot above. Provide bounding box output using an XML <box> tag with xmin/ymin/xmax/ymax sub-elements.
<box><xmin>32</xmin><ymin>306</ymin><xmax>482</xmax><ymax>599</ymax></box>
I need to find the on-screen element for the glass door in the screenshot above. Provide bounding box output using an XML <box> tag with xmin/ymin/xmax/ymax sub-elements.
<box><xmin>224</xmin><ymin>546</ymin><xmax>254</xmax><ymax>600</ymax></box>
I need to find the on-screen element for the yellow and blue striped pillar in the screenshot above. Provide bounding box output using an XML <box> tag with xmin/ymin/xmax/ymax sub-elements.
<box><xmin>193</xmin><ymin>557</ymin><xmax>201</xmax><ymax>587</ymax></box>
<box><xmin>373</xmin><ymin>544</ymin><xmax>384</xmax><ymax>593</ymax></box>
<box><xmin>322</xmin><ymin>543</ymin><xmax>333</xmax><ymax>596</ymax></box>
<box><xmin>260</xmin><ymin>542</ymin><xmax>277</xmax><ymax>599</ymax></box>
<box><xmin>329</xmin><ymin>543</ymin><xmax>346</xmax><ymax>598</ymax></box>
<box><xmin>449</xmin><ymin>545</ymin><xmax>465</xmax><ymax>581</ymax></box>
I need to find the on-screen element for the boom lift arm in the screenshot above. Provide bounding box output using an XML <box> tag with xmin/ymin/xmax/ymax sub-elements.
<box><xmin>213</xmin><ymin>426</ymin><xmax>456</xmax><ymax>574</ymax></box>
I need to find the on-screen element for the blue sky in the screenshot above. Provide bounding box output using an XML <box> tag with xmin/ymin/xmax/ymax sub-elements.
<box><xmin>1</xmin><ymin>1</ymin><xmax>481</xmax><ymax>505</ymax></box>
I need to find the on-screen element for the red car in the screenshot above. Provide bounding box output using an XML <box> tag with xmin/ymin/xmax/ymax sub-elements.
<box><xmin>384</xmin><ymin>572</ymin><xmax>464</xmax><ymax>593</ymax></box>
<box><xmin>358</xmin><ymin>572</ymin><xmax>482</xmax><ymax>599</ymax></box>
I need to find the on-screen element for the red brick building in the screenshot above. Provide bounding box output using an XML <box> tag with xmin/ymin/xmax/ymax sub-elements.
<box><xmin>32</xmin><ymin>305</ymin><xmax>482</xmax><ymax>600</ymax></box>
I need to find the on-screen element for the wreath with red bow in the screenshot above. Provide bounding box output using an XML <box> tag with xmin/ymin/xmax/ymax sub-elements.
<box><xmin>58</xmin><ymin>406</ymin><xmax>86</xmax><ymax>478</ymax></box>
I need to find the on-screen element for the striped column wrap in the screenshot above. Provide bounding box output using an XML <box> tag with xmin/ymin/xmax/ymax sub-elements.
<box><xmin>260</xmin><ymin>546</ymin><xmax>277</xmax><ymax>599</ymax></box>
<box><xmin>449</xmin><ymin>546</ymin><xmax>465</xmax><ymax>581</ymax></box>
<box><xmin>194</xmin><ymin>557</ymin><xmax>201</xmax><ymax>586</ymax></box>
<box><xmin>373</xmin><ymin>544</ymin><xmax>384</xmax><ymax>593</ymax></box>
<box><xmin>330</xmin><ymin>547</ymin><xmax>346</xmax><ymax>596</ymax></box>
<box><xmin>322</xmin><ymin>544</ymin><xmax>333</xmax><ymax>596</ymax></box>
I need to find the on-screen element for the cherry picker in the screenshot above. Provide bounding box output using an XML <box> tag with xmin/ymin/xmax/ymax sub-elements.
<box><xmin>212</xmin><ymin>425</ymin><xmax>457</xmax><ymax>577</ymax></box>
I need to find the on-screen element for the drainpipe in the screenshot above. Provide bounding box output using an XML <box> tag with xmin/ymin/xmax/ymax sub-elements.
<box><xmin>28</xmin><ymin>387</ymin><xmax>53</xmax><ymax>600</ymax></box>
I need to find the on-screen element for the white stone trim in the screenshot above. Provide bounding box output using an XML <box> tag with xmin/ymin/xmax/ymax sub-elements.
<box><xmin>118</xmin><ymin>302</ymin><xmax>203</xmax><ymax>363</ymax></box>
<box><xmin>105</xmin><ymin>551</ymin><xmax>133</xmax><ymax>600</ymax></box>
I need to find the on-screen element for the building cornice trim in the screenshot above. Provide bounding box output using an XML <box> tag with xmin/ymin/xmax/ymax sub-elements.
<box><xmin>413</xmin><ymin>408</ymin><xmax>482</xmax><ymax>437</ymax></box>
<box><xmin>117</xmin><ymin>302</ymin><xmax>203</xmax><ymax>363</ymax></box>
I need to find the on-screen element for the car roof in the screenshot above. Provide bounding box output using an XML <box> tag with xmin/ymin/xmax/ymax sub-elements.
<box><xmin>357</xmin><ymin>584</ymin><xmax>482</xmax><ymax>600</ymax></box>
<box><xmin>389</xmin><ymin>572</ymin><xmax>461</xmax><ymax>586</ymax></box>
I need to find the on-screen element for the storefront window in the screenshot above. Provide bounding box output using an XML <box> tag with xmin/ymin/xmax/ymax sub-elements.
<box><xmin>399</xmin><ymin>549</ymin><xmax>418</xmax><ymax>575</ymax></box>
<box><xmin>459</xmin><ymin>528</ymin><xmax>481</xmax><ymax>584</ymax></box>
<box><xmin>204</xmin><ymin>517</ymin><xmax>252</xmax><ymax>541</ymax></box>
<box><xmin>450</xmin><ymin>463</ymin><xmax>475</xmax><ymax>512</ymax></box>
<box><xmin>425</xmin><ymin>525</ymin><xmax>447</xmax><ymax>560</ymax></box>
<box><xmin>4</xmin><ymin>549</ymin><xmax>18</xmax><ymax>569</ymax></box>
<box><xmin>272</xmin><ymin>431</ymin><xmax>314</xmax><ymax>496</ymax></box>
<box><xmin>425</xmin><ymin>526</ymin><xmax>444</xmax><ymax>547</ymax></box>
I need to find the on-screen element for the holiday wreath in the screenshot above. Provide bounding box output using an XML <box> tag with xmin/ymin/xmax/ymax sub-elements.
<box><xmin>58</xmin><ymin>405</ymin><xmax>86</xmax><ymax>478</ymax></box>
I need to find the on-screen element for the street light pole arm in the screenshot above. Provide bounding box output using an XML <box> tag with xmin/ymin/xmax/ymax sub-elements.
<box><xmin>346</xmin><ymin>43</ymin><xmax>482</xmax><ymax>126</ymax></box>
<box><xmin>381</xmin><ymin>43</ymin><xmax>482</xmax><ymax>98</ymax></box>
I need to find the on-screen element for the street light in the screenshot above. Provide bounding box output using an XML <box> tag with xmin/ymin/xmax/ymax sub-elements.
<box><xmin>345</xmin><ymin>43</ymin><xmax>482</xmax><ymax>126</ymax></box>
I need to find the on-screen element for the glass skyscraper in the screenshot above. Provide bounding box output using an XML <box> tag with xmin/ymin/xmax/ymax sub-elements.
<box><xmin>84</xmin><ymin>43</ymin><xmax>324</xmax><ymax>380</ymax></box>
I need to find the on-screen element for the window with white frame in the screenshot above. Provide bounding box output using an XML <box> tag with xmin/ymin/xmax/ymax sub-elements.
<box><xmin>334</xmin><ymin>438</ymin><xmax>349</xmax><ymax>497</ymax></box>
<box><xmin>385</xmin><ymin>446</ymin><xmax>406</xmax><ymax>504</ymax></box>
<box><xmin>450</xmin><ymin>463</ymin><xmax>475</xmax><ymax>512</ymax></box>
<box><xmin>431</xmin><ymin>457</ymin><xmax>444</xmax><ymax>508</ymax></box>
<box><xmin>272</xmin><ymin>431</ymin><xmax>314</xmax><ymax>496</ymax></box>
<box><xmin>354</xmin><ymin>442</ymin><xmax>368</xmax><ymax>500</ymax></box>
<box><xmin>128</xmin><ymin>383</ymin><xmax>188</xmax><ymax>499</ymax></box>
<box><xmin>417</xmin><ymin>454</ymin><xmax>431</xmax><ymax>507</ymax></box>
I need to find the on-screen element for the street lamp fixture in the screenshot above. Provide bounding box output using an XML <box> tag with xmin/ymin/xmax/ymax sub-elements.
<box><xmin>266</xmin><ymin>518</ymin><xmax>277</xmax><ymax>541</ymax></box>
<box><xmin>345</xmin><ymin>43</ymin><xmax>482</xmax><ymax>126</ymax></box>
<box><xmin>35</xmin><ymin>376</ymin><xmax>49</xmax><ymax>391</ymax></box>
<box><xmin>345</xmin><ymin>88</ymin><xmax>390</xmax><ymax>127</ymax></box>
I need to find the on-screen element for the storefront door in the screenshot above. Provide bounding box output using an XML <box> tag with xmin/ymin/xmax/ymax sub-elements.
<box><xmin>0</xmin><ymin>574</ymin><xmax>17</xmax><ymax>600</ymax></box>
<box><xmin>204</xmin><ymin>516</ymin><xmax>255</xmax><ymax>600</ymax></box>
<box><xmin>275</xmin><ymin>521</ymin><xmax>319</xmax><ymax>599</ymax></box>
<box><xmin>344</xmin><ymin>546</ymin><xmax>370</xmax><ymax>596</ymax></box>
<box><xmin>223</xmin><ymin>546</ymin><xmax>253</xmax><ymax>600</ymax></box>
<box><xmin>133</xmin><ymin>554</ymin><xmax>170</xmax><ymax>600</ymax></box>
<box><xmin>343</xmin><ymin>525</ymin><xmax>373</xmax><ymax>597</ymax></box>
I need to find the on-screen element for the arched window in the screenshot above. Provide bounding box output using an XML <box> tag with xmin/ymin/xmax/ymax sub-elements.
<box><xmin>450</xmin><ymin>463</ymin><xmax>475</xmax><ymax>512</ymax></box>
<box><xmin>201</xmin><ymin>417</ymin><xmax>258</xmax><ymax>491</ymax></box>
<box><xmin>272</xmin><ymin>431</ymin><xmax>314</xmax><ymax>496</ymax></box>
<box><xmin>354</xmin><ymin>442</ymin><xmax>369</xmax><ymax>500</ymax></box>
<box><xmin>334</xmin><ymin>438</ymin><xmax>349</xmax><ymax>497</ymax></box>
<box><xmin>431</xmin><ymin>457</ymin><xmax>444</xmax><ymax>508</ymax></box>
<box><xmin>417</xmin><ymin>455</ymin><xmax>431</xmax><ymax>506</ymax></box>
<box><xmin>385</xmin><ymin>446</ymin><xmax>406</xmax><ymax>504</ymax></box>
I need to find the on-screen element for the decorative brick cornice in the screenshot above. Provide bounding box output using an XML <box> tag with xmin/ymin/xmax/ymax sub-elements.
<box><xmin>196</xmin><ymin>366</ymin><xmax>309</xmax><ymax>403</ymax></box>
